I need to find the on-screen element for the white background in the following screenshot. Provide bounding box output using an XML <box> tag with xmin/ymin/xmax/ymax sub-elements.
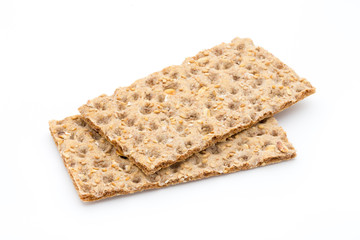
<box><xmin>1</xmin><ymin>0</ymin><xmax>359</xmax><ymax>239</ymax></box>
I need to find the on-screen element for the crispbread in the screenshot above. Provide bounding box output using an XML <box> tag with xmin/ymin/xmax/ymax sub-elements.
<box><xmin>49</xmin><ymin>116</ymin><xmax>295</xmax><ymax>202</ymax></box>
<box><xmin>79</xmin><ymin>37</ymin><xmax>314</xmax><ymax>175</ymax></box>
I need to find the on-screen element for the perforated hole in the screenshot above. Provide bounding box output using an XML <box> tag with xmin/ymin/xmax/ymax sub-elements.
<box><xmin>94</xmin><ymin>101</ymin><xmax>107</xmax><ymax>111</ymax></box>
<box><xmin>199</xmin><ymin>162</ymin><xmax>207</xmax><ymax>168</ymax></box>
<box><xmin>122</xmin><ymin>145</ymin><xmax>128</xmax><ymax>154</ymax></box>
<box><xmin>217</xmin><ymin>88</ymin><xmax>226</xmax><ymax>95</ymax></box>
<box><xmin>170</xmin><ymin>71</ymin><xmax>179</xmax><ymax>79</ymax></box>
<box><xmin>246</xmin><ymin>128</ymin><xmax>255</xmax><ymax>137</ymax></box>
<box><xmin>205</xmin><ymin>102</ymin><xmax>213</xmax><ymax>109</ymax></box>
<box><xmin>270</xmin><ymin>89</ymin><xmax>284</xmax><ymax>97</ymax></box>
<box><xmin>103</xmin><ymin>174</ymin><xmax>114</xmax><ymax>184</ymax></box>
<box><xmin>117</xmin><ymin>162</ymin><xmax>127</xmax><ymax>170</ymax></box>
<box><xmin>116</xmin><ymin>112</ymin><xmax>127</xmax><ymax>120</ymax></box>
<box><xmin>176</xmin><ymin>124</ymin><xmax>184</xmax><ymax>132</ymax></box>
<box><xmin>256</xmin><ymin>130</ymin><xmax>265</xmax><ymax>136</ymax></box>
<box><xmin>164</xmin><ymin>82</ymin><xmax>179</xmax><ymax>90</ymax></box>
<box><xmin>192</xmin><ymin>155</ymin><xmax>201</xmax><ymax>165</ymax></box>
<box><xmin>233</xmin><ymin>75</ymin><xmax>240</xmax><ymax>81</ymax></box>
<box><xmin>150</xmin><ymin>122</ymin><xmax>158</xmax><ymax>130</ymax></box>
<box><xmin>263</xmin><ymin>141</ymin><xmax>271</xmax><ymax>147</ymax></box>
<box><xmin>144</xmin><ymin>92</ymin><xmax>153</xmax><ymax>100</ymax></box>
<box><xmin>189</xmin><ymin>82</ymin><xmax>200</xmax><ymax>91</ymax></box>
<box><xmin>228</xmin><ymin>101</ymin><xmax>240</xmax><ymax>110</ymax></box>
<box><xmin>94</xmin><ymin>159</ymin><xmax>109</xmax><ymax>168</ymax></box>
<box><xmin>242</xmin><ymin>116</ymin><xmax>251</xmax><ymax>124</ymax></box>
<box><xmin>227</xmin><ymin>119</ymin><xmax>236</xmax><ymax>128</ymax></box>
<box><xmin>201</xmin><ymin>124</ymin><xmax>214</xmax><ymax>134</ymax></box>
<box><xmin>81</xmin><ymin>184</ymin><xmax>91</xmax><ymax>192</ymax></box>
<box><xmin>162</xmin><ymin>104</ymin><xmax>175</xmax><ymax>117</ymax></box>
<box><xmin>132</xmin><ymin>176</ymin><xmax>141</xmax><ymax>184</ymax></box>
<box><xmin>76</xmin><ymin>134</ymin><xmax>84</xmax><ymax>142</ymax></box>
<box><xmin>185</xmin><ymin>140</ymin><xmax>193</xmax><ymax>148</ymax></box>
<box><xmin>180</xmin><ymin>97</ymin><xmax>194</xmax><ymax>106</ymax></box>
<box><xmin>96</xmin><ymin>115</ymin><xmax>111</xmax><ymax>125</ymax></box>
<box><xmin>237</xmin><ymin>138</ymin><xmax>249</xmax><ymax>146</ymax></box>
<box><xmin>126</xmin><ymin>118</ymin><xmax>136</xmax><ymax>127</ymax></box>
<box><xmin>114</xmin><ymin>127</ymin><xmax>122</xmax><ymax>136</ymax></box>
<box><xmin>99</xmin><ymin>141</ymin><xmax>113</xmax><ymax>153</ymax></box>
<box><xmin>148</xmin><ymin>148</ymin><xmax>160</xmax><ymax>158</ymax></box>
<box><xmin>134</xmin><ymin>134</ymin><xmax>144</xmax><ymax>144</ymax></box>
<box><xmin>190</xmin><ymin>67</ymin><xmax>198</xmax><ymax>75</ymax></box>
<box><xmin>78</xmin><ymin>146</ymin><xmax>88</xmax><ymax>155</ymax></box>
<box><xmin>118</xmin><ymin>95</ymin><xmax>128</xmax><ymax>103</ymax></box>
<box><xmin>222</xmin><ymin>60</ymin><xmax>233</xmax><ymax>69</ymax></box>
<box><xmin>208</xmin><ymin>72</ymin><xmax>218</xmax><ymax>83</ymax></box>
<box><xmin>89</xmin><ymin>129</ymin><xmax>101</xmax><ymax>140</ymax></box>
<box><xmin>208</xmin><ymin>91</ymin><xmax>216</xmax><ymax>100</ymax></box>
<box><xmin>176</xmin><ymin>145</ymin><xmax>185</xmax><ymax>154</ymax></box>
<box><xmin>187</xmin><ymin>112</ymin><xmax>199</xmax><ymax>120</ymax></box>
<box><xmin>156</xmin><ymin>134</ymin><xmax>167</xmax><ymax>144</ymax></box>
<box><xmin>146</xmin><ymin>174</ymin><xmax>159</xmax><ymax>183</ymax></box>
<box><xmin>74</xmin><ymin>118</ymin><xmax>87</xmax><ymax>127</ymax></box>
<box><xmin>209</xmin><ymin>145</ymin><xmax>222</xmax><ymax>154</ymax></box>
<box><xmin>214</xmin><ymin>47</ymin><xmax>224</xmax><ymax>56</ymax></box>
<box><xmin>237</xmin><ymin>43</ymin><xmax>245</xmax><ymax>50</ymax></box>
<box><xmin>254</xmin><ymin>105</ymin><xmax>263</xmax><ymax>112</ymax></box>
<box><xmin>258</xmin><ymin>54</ymin><xmax>265</xmax><ymax>59</ymax></box>
<box><xmin>241</xmin><ymin>155</ymin><xmax>249</xmax><ymax>161</ymax></box>
<box><xmin>132</xmin><ymin>93</ymin><xmax>139</xmax><ymax>101</ymax></box>
<box><xmin>157</xmin><ymin>94</ymin><xmax>165</xmax><ymax>102</ymax></box>
<box><xmin>276</xmin><ymin>63</ymin><xmax>284</xmax><ymax>69</ymax></box>
<box><xmin>216</xmin><ymin>114</ymin><xmax>226</xmax><ymax>122</ymax></box>
<box><xmin>271</xmin><ymin>130</ymin><xmax>279</xmax><ymax>137</ymax></box>
<box><xmin>296</xmin><ymin>86</ymin><xmax>304</xmax><ymax>92</ymax></box>
<box><xmin>250</xmin><ymin>113</ymin><xmax>257</xmax><ymax>121</ymax></box>
<box><xmin>117</xmin><ymin>103</ymin><xmax>125</xmax><ymax>111</ymax></box>
<box><xmin>198</xmin><ymin>58</ymin><xmax>210</xmax><ymax>67</ymax></box>
<box><xmin>255</xmin><ymin>79</ymin><xmax>263</xmax><ymax>86</ymax></box>
<box><xmin>140</xmin><ymin>103</ymin><xmax>153</xmax><ymax>115</ymax></box>
<box><xmin>250</xmin><ymin>97</ymin><xmax>257</xmax><ymax>105</ymax></box>
<box><xmin>145</xmin><ymin>76</ymin><xmax>157</xmax><ymax>86</ymax></box>
<box><xmin>230</xmin><ymin>88</ymin><xmax>238</xmax><ymax>94</ymax></box>
<box><xmin>137</xmin><ymin>123</ymin><xmax>144</xmax><ymax>131</ymax></box>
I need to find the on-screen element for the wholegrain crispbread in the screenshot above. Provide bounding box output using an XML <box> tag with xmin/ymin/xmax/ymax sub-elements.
<box><xmin>49</xmin><ymin>116</ymin><xmax>296</xmax><ymax>202</ymax></box>
<box><xmin>79</xmin><ymin>38</ymin><xmax>314</xmax><ymax>175</ymax></box>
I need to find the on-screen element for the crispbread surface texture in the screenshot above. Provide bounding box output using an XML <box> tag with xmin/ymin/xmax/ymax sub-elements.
<box><xmin>49</xmin><ymin>116</ymin><xmax>296</xmax><ymax>201</ymax></box>
<box><xmin>79</xmin><ymin>37</ymin><xmax>314</xmax><ymax>174</ymax></box>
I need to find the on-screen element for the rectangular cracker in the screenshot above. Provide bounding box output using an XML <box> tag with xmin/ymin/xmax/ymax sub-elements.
<box><xmin>79</xmin><ymin>37</ymin><xmax>314</xmax><ymax>175</ymax></box>
<box><xmin>49</xmin><ymin>116</ymin><xmax>296</xmax><ymax>202</ymax></box>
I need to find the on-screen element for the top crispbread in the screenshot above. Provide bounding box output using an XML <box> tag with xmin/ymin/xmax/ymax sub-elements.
<box><xmin>79</xmin><ymin>38</ymin><xmax>315</xmax><ymax>175</ymax></box>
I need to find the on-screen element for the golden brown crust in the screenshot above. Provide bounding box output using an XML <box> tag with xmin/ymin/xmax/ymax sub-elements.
<box><xmin>49</xmin><ymin>116</ymin><xmax>296</xmax><ymax>202</ymax></box>
<box><xmin>79</xmin><ymin>37</ymin><xmax>314</xmax><ymax>175</ymax></box>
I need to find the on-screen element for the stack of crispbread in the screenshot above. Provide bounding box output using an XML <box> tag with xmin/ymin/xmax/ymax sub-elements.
<box><xmin>49</xmin><ymin>38</ymin><xmax>315</xmax><ymax>201</ymax></box>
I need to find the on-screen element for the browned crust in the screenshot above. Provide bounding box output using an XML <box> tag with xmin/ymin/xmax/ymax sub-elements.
<box><xmin>81</xmin><ymin>87</ymin><xmax>314</xmax><ymax>175</ymax></box>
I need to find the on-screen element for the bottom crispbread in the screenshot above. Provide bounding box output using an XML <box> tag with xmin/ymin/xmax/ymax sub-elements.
<box><xmin>49</xmin><ymin>116</ymin><xmax>296</xmax><ymax>202</ymax></box>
